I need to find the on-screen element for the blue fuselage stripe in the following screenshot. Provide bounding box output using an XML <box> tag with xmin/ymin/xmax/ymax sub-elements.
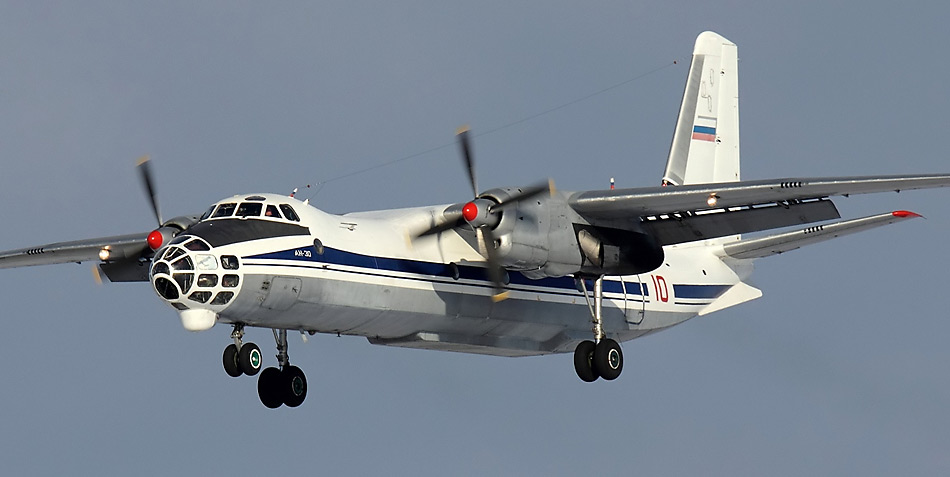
<box><xmin>245</xmin><ymin>247</ymin><xmax>729</xmax><ymax>300</ymax></box>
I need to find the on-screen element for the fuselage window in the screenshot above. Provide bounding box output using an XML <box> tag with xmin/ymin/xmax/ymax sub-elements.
<box><xmin>221</xmin><ymin>255</ymin><xmax>240</xmax><ymax>270</ymax></box>
<box><xmin>197</xmin><ymin>274</ymin><xmax>218</xmax><ymax>287</ymax></box>
<box><xmin>280</xmin><ymin>204</ymin><xmax>300</xmax><ymax>222</ymax></box>
<box><xmin>211</xmin><ymin>291</ymin><xmax>234</xmax><ymax>305</ymax></box>
<box><xmin>265</xmin><ymin>205</ymin><xmax>282</xmax><ymax>218</ymax></box>
<box><xmin>212</xmin><ymin>203</ymin><xmax>237</xmax><ymax>218</ymax></box>
<box><xmin>236</xmin><ymin>202</ymin><xmax>263</xmax><ymax>217</ymax></box>
<box><xmin>171</xmin><ymin>256</ymin><xmax>194</xmax><ymax>271</ymax></box>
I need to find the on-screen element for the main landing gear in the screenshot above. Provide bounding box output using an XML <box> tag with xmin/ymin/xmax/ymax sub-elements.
<box><xmin>257</xmin><ymin>329</ymin><xmax>308</xmax><ymax>408</ymax></box>
<box><xmin>222</xmin><ymin>324</ymin><xmax>308</xmax><ymax>408</ymax></box>
<box><xmin>573</xmin><ymin>275</ymin><xmax>624</xmax><ymax>382</ymax></box>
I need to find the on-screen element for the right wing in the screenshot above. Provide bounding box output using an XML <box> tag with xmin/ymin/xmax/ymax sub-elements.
<box><xmin>568</xmin><ymin>174</ymin><xmax>950</xmax><ymax>245</ymax></box>
<box><xmin>569</xmin><ymin>174</ymin><xmax>950</xmax><ymax>219</ymax></box>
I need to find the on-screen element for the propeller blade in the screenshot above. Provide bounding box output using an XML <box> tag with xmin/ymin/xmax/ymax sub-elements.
<box><xmin>137</xmin><ymin>155</ymin><xmax>163</xmax><ymax>226</ymax></box>
<box><xmin>92</xmin><ymin>265</ymin><xmax>104</xmax><ymax>285</ymax></box>
<box><xmin>456</xmin><ymin>126</ymin><xmax>478</xmax><ymax>198</ymax></box>
<box><xmin>411</xmin><ymin>208</ymin><xmax>464</xmax><ymax>240</ymax></box>
<box><xmin>476</xmin><ymin>227</ymin><xmax>509</xmax><ymax>302</ymax></box>
<box><xmin>491</xmin><ymin>179</ymin><xmax>556</xmax><ymax>212</ymax></box>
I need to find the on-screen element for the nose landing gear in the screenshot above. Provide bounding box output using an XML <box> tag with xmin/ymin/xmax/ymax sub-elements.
<box><xmin>222</xmin><ymin>324</ymin><xmax>262</xmax><ymax>377</ymax></box>
<box><xmin>573</xmin><ymin>276</ymin><xmax>624</xmax><ymax>382</ymax></box>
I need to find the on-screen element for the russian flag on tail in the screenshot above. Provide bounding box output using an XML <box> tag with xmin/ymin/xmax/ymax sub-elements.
<box><xmin>691</xmin><ymin>115</ymin><xmax>717</xmax><ymax>142</ymax></box>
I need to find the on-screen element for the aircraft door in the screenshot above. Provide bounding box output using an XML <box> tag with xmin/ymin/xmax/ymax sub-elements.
<box><xmin>262</xmin><ymin>277</ymin><xmax>301</xmax><ymax>311</ymax></box>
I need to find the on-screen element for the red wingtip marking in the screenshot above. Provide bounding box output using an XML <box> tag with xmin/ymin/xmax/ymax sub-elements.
<box><xmin>892</xmin><ymin>210</ymin><xmax>922</xmax><ymax>218</ymax></box>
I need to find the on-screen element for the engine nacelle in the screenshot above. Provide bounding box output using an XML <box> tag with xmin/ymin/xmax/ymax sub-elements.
<box><xmin>575</xmin><ymin>226</ymin><xmax>665</xmax><ymax>275</ymax></box>
<box><xmin>477</xmin><ymin>187</ymin><xmax>664</xmax><ymax>279</ymax></box>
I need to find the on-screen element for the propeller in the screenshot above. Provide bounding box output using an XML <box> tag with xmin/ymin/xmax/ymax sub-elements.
<box><xmin>137</xmin><ymin>155</ymin><xmax>163</xmax><ymax>226</ymax></box>
<box><xmin>412</xmin><ymin>127</ymin><xmax>555</xmax><ymax>302</ymax></box>
<box><xmin>135</xmin><ymin>155</ymin><xmax>179</xmax><ymax>251</ymax></box>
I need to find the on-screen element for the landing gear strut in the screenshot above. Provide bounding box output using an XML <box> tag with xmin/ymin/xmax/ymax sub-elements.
<box><xmin>257</xmin><ymin>329</ymin><xmax>308</xmax><ymax>409</ymax></box>
<box><xmin>573</xmin><ymin>275</ymin><xmax>624</xmax><ymax>382</ymax></box>
<box><xmin>222</xmin><ymin>323</ymin><xmax>262</xmax><ymax>377</ymax></box>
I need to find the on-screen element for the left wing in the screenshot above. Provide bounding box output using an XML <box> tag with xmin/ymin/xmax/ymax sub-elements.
<box><xmin>569</xmin><ymin>174</ymin><xmax>950</xmax><ymax>219</ymax></box>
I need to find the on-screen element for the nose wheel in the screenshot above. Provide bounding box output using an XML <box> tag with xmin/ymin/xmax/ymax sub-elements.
<box><xmin>573</xmin><ymin>275</ymin><xmax>624</xmax><ymax>382</ymax></box>
<box><xmin>222</xmin><ymin>324</ymin><xmax>263</xmax><ymax>377</ymax></box>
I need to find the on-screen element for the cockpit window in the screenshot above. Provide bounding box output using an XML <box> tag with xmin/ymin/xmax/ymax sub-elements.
<box><xmin>184</xmin><ymin>239</ymin><xmax>210</xmax><ymax>252</ymax></box>
<box><xmin>264</xmin><ymin>205</ymin><xmax>281</xmax><ymax>218</ymax></box>
<box><xmin>236</xmin><ymin>202</ymin><xmax>263</xmax><ymax>217</ymax></box>
<box><xmin>212</xmin><ymin>203</ymin><xmax>236</xmax><ymax>218</ymax></box>
<box><xmin>279</xmin><ymin>204</ymin><xmax>300</xmax><ymax>222</ymax></box>
<box><xmin>199</xmin><ymin>206</ymin><xmax>215</xmax><ymax>221</ymax></box>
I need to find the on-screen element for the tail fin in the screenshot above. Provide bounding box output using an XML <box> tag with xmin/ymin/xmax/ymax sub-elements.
<box><xmin>663</xmin><ymin>32</ymin><xmax>740</xmax><ymax>186</ymax></box>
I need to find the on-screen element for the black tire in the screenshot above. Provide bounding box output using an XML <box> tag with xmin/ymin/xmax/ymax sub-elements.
<box><xmin>238</xmin><ymin>342</ymin><xmax>263</xmax><ymax>376</ymax></box>
<box><xmin>594</xmin><ymin>338</ymin><xmax>623</xmax><ymax>381</ymax></box>
<box><xmin>258</xmin><ymin>367</ymin><xmax>283</xmax><ymax>409</ymax></box>
<box><xmin>223</xmin><ymin>344</ymin><xmax>242</xmax><ymax>378</ymax></box>
<box><xmin>282</xmin><ymin>366</ymin><xmax>308</xmax><ymax>408</ymax></box>
<box><xmin>573</xmin><ymin>340</ymin><xmax>599</xmax><ymax>382</ymax></box>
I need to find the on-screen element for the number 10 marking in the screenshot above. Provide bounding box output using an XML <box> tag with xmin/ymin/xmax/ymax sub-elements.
<box><xmin>651</xmin><ymin>275</ymin><xmax>669</xmax><ymax>303</ymax></box>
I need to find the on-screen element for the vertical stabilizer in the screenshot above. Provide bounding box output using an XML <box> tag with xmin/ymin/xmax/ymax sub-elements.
<box><xmin>663</xmin><ymin>32</ymin><xmax>740</xmax><ymax>186</ymax></box>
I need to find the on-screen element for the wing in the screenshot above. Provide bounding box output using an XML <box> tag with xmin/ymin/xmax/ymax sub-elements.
<box><xmin>568</xmin><ymin>174</ymin><xmax>950</xmax><ymax>245</ymax></box>
<box><xmin>569</xmin><ymin>174</ymin><xmax>950</xmax><ymax>218</ymax></box>
<box><xmin>0</xmin><ymin>233</ymin><xmax>150</xmax><ymax>275</ymax></box>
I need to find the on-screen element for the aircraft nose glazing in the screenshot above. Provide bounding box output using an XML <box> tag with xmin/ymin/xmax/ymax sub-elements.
<box><xmin>148</xmin><ymin>235</ymin><xmax>242</xmax><ymax>313</ymax></box>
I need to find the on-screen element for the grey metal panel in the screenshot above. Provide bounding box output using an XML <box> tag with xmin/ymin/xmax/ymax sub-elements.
<box><xmin>722</xmin><ymin>211</ymin><xmax>920</xmax><ymax>259</ymax></box>
<box><xmin>569</xmin><ymin>174</ymin><xmax>950</xmax><ymax>219</ymax></box>
<box><xmin>641</xmin><ymin>199</ymin><xmax>840</xmax><ymax>245</ymax></box>
<box><xmin>99</xmin><ymin>259</ymin><xmax>150</xmax><ymax>282</ymax></box>
<box><xmin>0</xmin><ymin>233</ymin><xmax>149</xmax><ymax>269</ymax></box>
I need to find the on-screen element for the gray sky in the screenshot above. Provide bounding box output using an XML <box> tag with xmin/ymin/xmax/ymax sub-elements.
<box><xmin>2</xmin><ymin>2</ymin><xmax>949</xmax><ymax>475</ymax></box>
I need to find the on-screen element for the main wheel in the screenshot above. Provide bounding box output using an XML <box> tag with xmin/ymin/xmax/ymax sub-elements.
<box><xmin>573</xmin><ymin>340</ymin><xmax>599</xmax><ymax>382</ymax></box>
<box><xmin>258</xmin><ymin>367</ymin><xmax>283</xmax><ymax>409</ymax></box>
<box><xmin>594</xmin><ymin>338</ymin><xmax>623</xmax><ymax>381</ymax></box>
<box><xmin>238</xmin><ymin>342</ymin><xmax>263</xmax><ymax>376</ymax></box>
<box><xmin>223</xmin><ymin>344</ymin><xmax>242</xmax><ymax>377</ymax></box>
<box><xmin>282</xmin><ymin>365</ymin><xmax>308</xmax><ymax>408</ymax></box>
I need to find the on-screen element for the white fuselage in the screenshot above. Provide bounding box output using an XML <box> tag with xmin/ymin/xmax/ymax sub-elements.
<box><xmin>163</xmin><ymin>194</ymin><xmax>751</xmax><ymax>357</ymax></box>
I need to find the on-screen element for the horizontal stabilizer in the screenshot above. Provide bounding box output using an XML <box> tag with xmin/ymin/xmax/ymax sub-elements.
<box><xmin>699</xmin><ymin>281</ymin><xmax>762</xmax><ymax>316</ymax></box>
<box><xmin>721</xmin><ymin>211</ymin><xmax>921</xmax><ymax>260</ymax></box>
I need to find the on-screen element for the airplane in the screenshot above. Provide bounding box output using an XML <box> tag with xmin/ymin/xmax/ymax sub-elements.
<box><xmin>3</xmin><ymin>31</ymin><xmax>949</xmax><ymax>408</ymax></box>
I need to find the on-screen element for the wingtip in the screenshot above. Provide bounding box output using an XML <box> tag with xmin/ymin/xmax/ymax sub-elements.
<box><xmin>892</xmin><ymin>210</ymin><xmax>923</xmax><ymax>219</ymax></box>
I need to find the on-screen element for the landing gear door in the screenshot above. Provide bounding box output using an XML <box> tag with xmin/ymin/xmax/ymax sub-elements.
<box><xmin>262</xmin><ymin>277</ymin><xmax>301</xmax><ymax>311</ymax></box>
